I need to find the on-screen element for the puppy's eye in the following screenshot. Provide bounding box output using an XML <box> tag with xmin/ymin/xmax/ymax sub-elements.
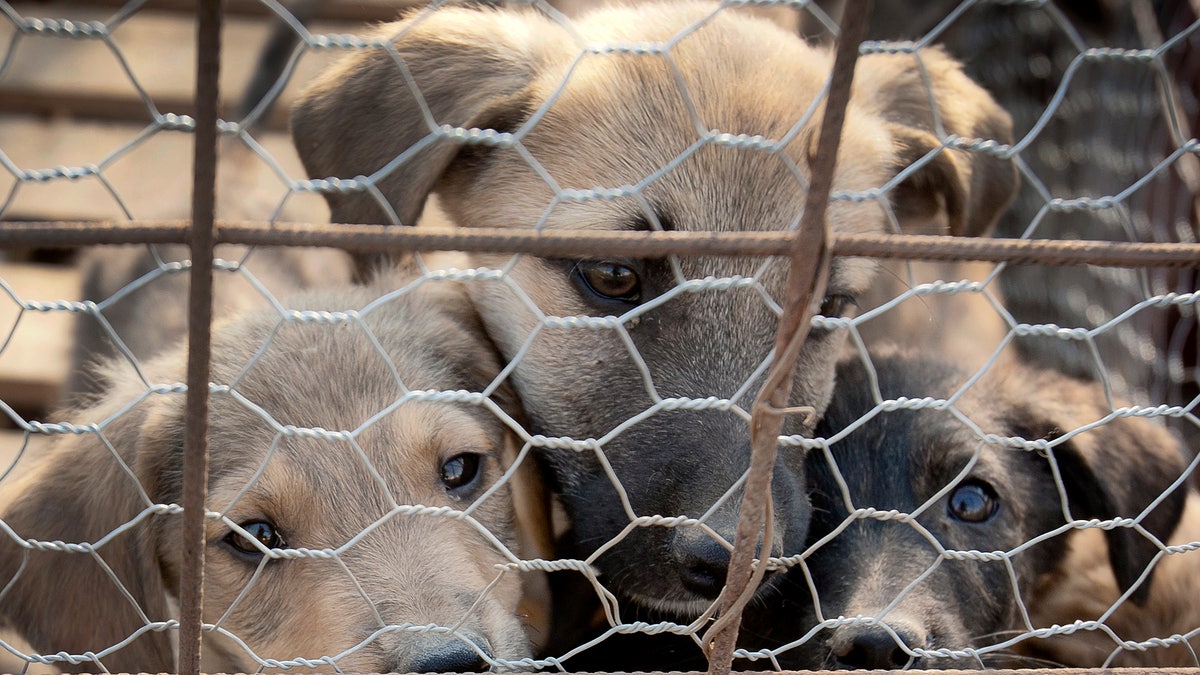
<box><xmin>441</xmin><ymin>453</ymin><xmax>483</xmax><ymax>493</ymax></box>
<box><xmin>947</xmin><ymin>481</ymin><xmax>999</xmax><ymax>523</ymax></box>
<box><xmin>575</xmin><ymin>261</ymin><xmax>641</xmax><ymax>303</ymax></box>
<box><xmin>224</xmin><ymin>520</ymin><xmax>284</xmax><ymax>558</ymax></box>
<box><xmin>818</xmin><ymin>293</ymin><xmax>858</xmax><ymax>319</ymax></box>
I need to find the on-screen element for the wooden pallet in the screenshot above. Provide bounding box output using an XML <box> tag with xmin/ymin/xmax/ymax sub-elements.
<box><xmin>0</xmin><ymin>3</ymin><xmax>366</xmax><ymax>123</ymax></box>
<box><xmin>0</xmin><ymin>1</ymin><xmax>352</xmax><ymax>416</ymax></box>
<box><xmin>0</xmin><ymin>262</ymin><xmax>80</xmax><ymax>419</ymax></box>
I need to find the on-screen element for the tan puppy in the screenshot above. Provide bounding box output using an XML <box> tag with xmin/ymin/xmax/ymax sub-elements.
<box><xmin>1022</xmin><ymin>491</ymin><xmax>1200</xmax><ymax>668</ymax></box>
<box><xmin>291</xmin><ymin>1</ymin><xmax>1018</xmax><ymax>623</ymax></box>
<box><xmin>0</xmin><ymin>273</ymin><xmax>544</xmax><ymax>673</ymax></box>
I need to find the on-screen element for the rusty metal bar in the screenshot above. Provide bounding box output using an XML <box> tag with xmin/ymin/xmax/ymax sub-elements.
<box><xmin>703</xmin><ymin>2</ymin><xmax>870</xmax><ymax>674</ymax></box>
<box><xmin>178</xmin><ymin>0</ymin><xmax>221</xmax><ymax>672</ymax></box>
<box><xmin>3</xmin><ymin>220</ymin><xmax>1199</xmax><ymax>267</ymax></box>
<box><xmin>830</xmin><ymin>233</ymin><xmax>1200</xmax><ymax>267</ymax></box>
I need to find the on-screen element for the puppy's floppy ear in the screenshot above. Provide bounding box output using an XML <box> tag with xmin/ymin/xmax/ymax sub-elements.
<box><xmin>1007</xmin><ymin>375</ymin><xmax>1188</xmax><ymax>605</ymax></box>
<box><xmin>291</xmin><ymin>7</ymin><xmax>570</xmax><ymax>229</ymax></box>
<box><xmin>0</xmin><ymin>382</ymin><xmax>181</xmax><ymax>673</ymax></box>
<box><xmin>429</xmin><ymin>279</ymin><xmax>524</xmax><ymax>425</ymax></box>
<box><xmin>854</xmin><ymin>46</ymin><xmax>1018</xmax><ymax>237</ymax></box>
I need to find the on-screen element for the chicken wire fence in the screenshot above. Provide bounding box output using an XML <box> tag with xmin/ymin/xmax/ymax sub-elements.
<box><xmin>0</xmin><ymin>0</ymin><xmax>1197</xmax><ymax>674</ymax></box>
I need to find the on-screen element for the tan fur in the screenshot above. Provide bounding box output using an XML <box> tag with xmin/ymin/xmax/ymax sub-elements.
<box><xmin>1024</xmin><ymin>492</ymin><xmax>1200</xmax><ymax>668</ymax></box>
<box><xmin>290</xmin><ymin>1</ymin><xmax>1018</xmax><ymax>403</ymax></box>
<box><xmin>0</xmin><ymin>270</ymin><xmax>547</xmax><ymax>673</ymax></box>
<box><xmin>290</xmin><ymin>1</ymin><xmax>1020</xmax><ymax>620</ymax></box>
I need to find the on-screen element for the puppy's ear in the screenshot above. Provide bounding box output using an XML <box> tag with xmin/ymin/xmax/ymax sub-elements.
<box><xmin>1008</xmin><ymin>376</ymin><xmax>1188</xmax><ymax>605</ymax></box>
<box><xmin>0</xmin><ymin>384</ymin><xmax>181</xmax><ymax>672</ymax></box>
<box><xmin>855</xmin><ymin>46</ymin><xmax>1018</xmax><ymax>237</ymax></box>
<box><xmin>291</xmin><ymin>7</ymin><xmax>569</xmax><ymax>229</ymax></box>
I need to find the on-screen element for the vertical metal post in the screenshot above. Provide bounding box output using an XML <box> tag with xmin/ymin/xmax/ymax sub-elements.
<box><xmin>703</xmin><ymin>3</ymin><xmax>870</xmax><ymax>674</ymax></box>
<box><xmin>180</xmin><ymin>0</ymin><xmax>221</xmax><ymax>673</ymax></box>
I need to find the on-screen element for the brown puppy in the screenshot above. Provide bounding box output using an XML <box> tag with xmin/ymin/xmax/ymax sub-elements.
<box><xmin>290</xmin><ymin>1</ymin><xmax>1018</xmax><ymax>624</ymax></box>
<box><xmin>0</xmin><ymin>272</ymin><xmax>544</xmax><ymax>673</ymax></box>
<box><xmin>1021</xmin><ymin>491</ymin><xmax>1200</xmax><ymax>668</ymax></box>
<box><xmin>782</xmin><ymin>351</ymin><xmax>1188</xmax><ymax>669</ymax></box>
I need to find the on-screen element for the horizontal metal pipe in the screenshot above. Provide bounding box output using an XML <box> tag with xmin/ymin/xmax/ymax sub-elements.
<box><xmin>1</xmin><ymin>220</ymin><xmax>1198</xmax><ymax>268</ymax></box>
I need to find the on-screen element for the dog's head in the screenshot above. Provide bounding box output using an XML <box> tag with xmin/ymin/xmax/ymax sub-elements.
<box><xmin>292</xmin><ymin>2</ymin><xmax>1017</xmax><ymax>617</ymax></box>
<box><xmin>0</xmin><ymin>280</ymin><xmax>535</xmax><ymax>673</ymax></box>
<box><xmin>790</xmin><ymin>353</ymin><xmax>1188</xmax><ymax>669</ymax></box>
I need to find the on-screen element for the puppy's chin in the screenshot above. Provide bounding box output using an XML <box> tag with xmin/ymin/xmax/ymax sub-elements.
<box><xmin>624</xmin><ymin>572</ymin><xmax>785</xmax><ymax>621</ymax></box>
<box><xmin>625</xmin><ymin>591</ymin><xmax>717</xmax><ymax>621</ymax></box>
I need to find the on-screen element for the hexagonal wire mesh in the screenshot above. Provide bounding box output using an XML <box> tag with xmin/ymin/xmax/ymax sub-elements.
<box><xmin>0</xmin><ymin>0</ymin><xmax>1197</xmax><ymax>674</ymax></box>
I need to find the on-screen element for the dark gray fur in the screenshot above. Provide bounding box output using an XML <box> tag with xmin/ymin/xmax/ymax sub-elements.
<box><xmin>764</xmin><ymin>353</ymin><xmax>1190</xmax><ymax>669</ymax></box>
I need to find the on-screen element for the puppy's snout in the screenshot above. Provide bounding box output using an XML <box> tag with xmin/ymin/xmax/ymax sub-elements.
<box><xmin>830</xmin><ymin>621</ymin><xmax>926</xmax><ymax>670</ymax></box>
<box><xmin>407</xmin><ymin>637</ymin><xmax>493</xmax><ymax>673</ymax></box>
<box><xmin>671</xmin><ymin>528</ymin><xmax>731</xmax><ymax>598</ymax></box>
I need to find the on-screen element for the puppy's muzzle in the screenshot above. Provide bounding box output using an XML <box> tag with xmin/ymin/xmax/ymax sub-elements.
<box><xmin>829</xmin><ymin>619</ymin><xmax>927</xmax><ymax>670</ymax></box>
<box><xmin>670</xmin><ymin>524</ymin><xmax>781</xmax><ymax>600</ymax></box>
<box><xmin>671</xmin><ymin>527</ymin><xmax>732</xmax><ymax>598</ymax></box>
<box><xmin>401</xmin><ymin>634</ymin><xmax>494</xmax><ymax>673</ymax></box>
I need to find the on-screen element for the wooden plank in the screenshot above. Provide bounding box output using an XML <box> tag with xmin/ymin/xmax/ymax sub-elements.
<box><xmin>0</xmin><ymin>87</ymin><xmax>189</xmax><ymax>123</ymax></box>
<box><xmin>0</xmin><ymin>85</ymin><xmax>291</xmax><ymax>130</ymax></box>
<box><xmin>12</xmin><ymin>0</ymin><xmax>410</xmax><ymax>23</ymax></box>
<box><xmin>0</xmin><ymin>6</ymin><xmax>351</xmax><ymax>122</ymax></box>
<box><xmin>0</xmin><ymin>263</ymin><xmax>81</xmax><ymax>416</ymax></box>
<box><xmin>0</xmin><ymin>118</ymin><xmax>330</xmax><ymax>223</ymax></box>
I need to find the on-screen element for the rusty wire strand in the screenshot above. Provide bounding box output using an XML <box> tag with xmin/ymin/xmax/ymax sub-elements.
<box><xmin>702</xmin><ymin>1</ymin><xmax>870</xmax><ymax>673</ymax></box>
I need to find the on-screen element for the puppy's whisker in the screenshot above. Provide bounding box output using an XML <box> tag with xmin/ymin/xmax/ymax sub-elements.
<box><xmin>977</xmin><ymin>650</ymin><xmax>1070</xmax><ymax>669</ymax></box>
<box><xmin>971</xmin><ymin>628</ymin><xmax>1031</xmax><ymax>642</ymax></box>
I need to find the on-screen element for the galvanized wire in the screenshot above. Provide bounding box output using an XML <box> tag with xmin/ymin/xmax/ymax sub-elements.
<box><xmin>0</xmin><ymin>0</ymin><xmax>1197</xmax><ymax>673</ymax></box>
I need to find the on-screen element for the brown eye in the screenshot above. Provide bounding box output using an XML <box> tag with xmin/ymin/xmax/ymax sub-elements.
<box><xmin>441</xmin><ymin>453</ymin><xmax>483</xmax><ymax>493</ymax></box>
<box><xmin>948</xmin><ymin>481</ymin><xmax>999</xmax><ymax>523</ymax></box>
<box><xmin>819</xmin><ymin>293</ymin><xmax>857</xmax><ymax>319</ymax></box>
<box><xmin>576</xmin><ymin>261</ymin><xmax>641</xmax><ymax>303</ymax></box>
<box><xmin>224</xmin><ymin>520</ymin><xmax>284</xmax><ymax>559</ymax></box>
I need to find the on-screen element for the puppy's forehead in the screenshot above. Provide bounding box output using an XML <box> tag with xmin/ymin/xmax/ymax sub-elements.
<box><xmin>209</xmin><ymin>317</ymin><xmax>489</xmax><ymax>424</ymax></box>
<box><xmin>522</xmin><ymin>13</ymin><xmax>893</xmax><ymax>237</ymax></box>
<box><xmin>905</xmin><ymin>407</ymin><xmax>1023</xmax><ymax>492</ymax></box>
<box><xmin>357</xmin><ymin>401</ymin><xmax>503</xmax><ymax>468</ymax></box>
<box><xmin>530</xmin><ymin>59</ymin><xmax>811</xmax><ymax>199</ymax></box>
<box><xmin>209</xmin><ymin>399</ymin><xmax>499</xmax><ymax>472</ymax></box>
<box><xmin>208</xmin><ymin>402</ymin><xmax>501</xmax><ymax>512</ymax></box>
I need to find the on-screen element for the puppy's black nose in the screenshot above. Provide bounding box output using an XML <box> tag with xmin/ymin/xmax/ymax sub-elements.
<box><xmin>671</xmin><ymin>530</ymin><xmax>731</xmax><ymax>598</ymax></box>
<box><xmin>831</xmin><ymin>622</ymin><xmax>924</xmax><ymax>670</ymax></box>
<box><xmin>410</xmin><ymin>640</ymin><xmax>491</xmax><ymax>673</ymax></box>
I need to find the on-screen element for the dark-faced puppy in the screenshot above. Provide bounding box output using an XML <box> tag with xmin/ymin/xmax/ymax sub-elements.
<box><xmin>785</xmin><ymin>352</ymin><xmax>1188</xmax><ymax>669</ymax></box>
<box><xmin>290</xmin><ymin>1</ymin><xmax>1018</xmax><ymax>624</ymax></box>
<box><xmin>0</xmin><ymin>275</ymin><xmax>543</xmax><ymax>673</ymax></box>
